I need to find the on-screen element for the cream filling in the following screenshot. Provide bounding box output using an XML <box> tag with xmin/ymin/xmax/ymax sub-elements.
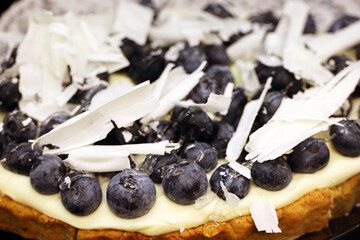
<box><xmin>0</xmin><ymin>100</ymin><xmax>359</xmax><ymax>236</ymax></box>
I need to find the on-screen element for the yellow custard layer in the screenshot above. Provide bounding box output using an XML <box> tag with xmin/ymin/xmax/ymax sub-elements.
<box><xmin>0</xmin><ymin>101</ymin><xmax>359</xmax><ymax>236</ymax></box>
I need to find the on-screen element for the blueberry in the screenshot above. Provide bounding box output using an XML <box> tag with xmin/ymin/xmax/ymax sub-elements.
<box><xmin>3</xmin><ymin>111</ymin><xmax>37</xmax><ymax>142</ymax></box>
<box><xmin>249</xmin><ymin>11</ymin><xmax>278</xmax><ymax>32</ymax></box>
<box><xmin>2</xmin><ymin>142</ymin><xmax>42</xmax><ymax>175</ymax></box>
<box><xmin>272</xmin><ymin>67</ymin><xmax>303</xmax><ymax>97</ymax></box>
<box><xmin>251</xmin><ymin>157</ymin><xmax>292</xmax><ymax>191</ymax></box>
<box><xmin>96</xmin><ymin>72</ymin><xmax>109</xmax><ymax>82</ymax></box>
<box><xmin>0</xmin><ymin>78</ymin><xmax>22</xmax><ymax>111</ymax></box>
<box><xmin>120</xmin><ymin>38</ymin><xmax>145</xmax><ymax>64</ymax></box>
<box><xmin>129</xmin><ymin>52</ymin><xmax>166</xmax><ymax>84</ymax></box>
<box><xmin>145</xmin><ymin>120</ymin><xmax>179</xmax><ymax>143</ymax></box>
<box><xmin>221</xmin><ymin>87</ymin><xmax>247</xmax><ymax>128</ymax></box>
<box><xmin>255</xmin><ymin>62</ymin><xmax>276</xmax><ymax>84</ymax></box>
<box><xmin>40</xmin><ymin>112</ymin><xmax>70</xmax><ymax>136</ymax></box>
<box><xmin>203</xmin><ymin>45</ymin><xmax>230</xmax><ymax>65</ymax></box>
<box><xmin>176</xmin><ymin>46</ymin><xmax>206</xmax><ymax>73</ymax></box>
<box><xmin>60</xmin><ymin>172</ymin><xmax>102</xmax><ymax>216</ymax></box>
<box><xmin>182</xmin><ymin>142</ymin><xmax>218</xmax><ymax>172</ymax></box>
<box><xmin>210</xmin><ymin>163</ymin><xmax>250</xmax><ymax>200</ymax></box>
<box><xmin>0</xmin><ymin>132</ymin><xmax>8</xmax><ymax>157</ymax></box>
<box><xmin>175</xmin><ymin>107</ymin><xmax>213</xmax><ymax>142</ymax></box>
<box><xmin>187</xmin><ymin>76</ymin><xmax>217</xmax><ymax>103</ymax></box>
<box><xmin>303</xmin><ymin>15</ymin><xmax>316</xmax><ymax>34</ymax></box>
<box><xmin>82</xmin><ymin>84</ymin><xmax>107</xmax><ymax>104</ymax></box>
<box><xmin>256</xmin><ymin>91</ymin><xmax>283</xmax><ymax>126</ymax></box>
<box><xmin>328</xmin><ymin>15</ymin><xmax>359</xmax><ymax>33</ymax></box>
<box><xmin>330</xmin><ymin>119</ymin><xmax>360</xmax><ymax>157</ymax></box>
<box><xmin>107</xmin><ymin>169</ymin><xmax>156</xmax><ymax>218</ymax></box>
<box><xmin>30</xmin><ymin>154</ymin><xmax>67</xmax><ymax>195</ymax></box>
<box><xmin>287</xmin><ymin>138</ymin><xmax>329</xmax><ymax>173</ymax></box>
<box><xmin>140</xmin><ymin>152</ymin><xmax>180</xmax><ymax>183</ymax></box>
<box><xmin>114</xmin><ymin>123</ymin><xmax>145</xmax><ymax>145</ymax></box>
<box><xmin>326</xmin><ymin>55</ymin><xmax>350</xmax><ymax>74</ymax></box>
<box><xmin>162</xmin><ymin>162</ymin><xmax>208</xmax><ymax>205</ymax></box>
<box><xmin>224</xmin><ymin>32</ymin><xmax>245</xmax><ymax>47</ymax></box>
<box><xmin>209</xmin><ymin>121</ymin><xmax>234</xmax><ymax>158</ymax></box>
<box><xmin>206</xmin><ymin>65</ymin><xmax>234</xmax><ymax>94</ymax></box>
<box><xmin>203</xmin><ymin>3</ymin><xmax>233</xmax><ymax>18</ymax></box>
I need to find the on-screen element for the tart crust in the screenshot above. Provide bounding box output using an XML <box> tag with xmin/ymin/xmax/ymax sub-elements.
<box><xmin>1</xmin><ymin>173</ymin><xmax>359</xmax><ymax>240</ymax></box>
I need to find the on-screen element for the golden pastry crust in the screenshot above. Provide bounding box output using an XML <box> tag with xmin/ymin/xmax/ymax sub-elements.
<box><xmin>1</xmin><ymin>173</ymin><xmax>359</xmax><ymax>240</ymax></box>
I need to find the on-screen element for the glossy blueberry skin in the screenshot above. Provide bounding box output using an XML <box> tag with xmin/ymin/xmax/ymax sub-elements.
<box><xmin>256</xmin><ymin>91</ymin><xmax>283</xmax><ymax>126</ymax></box>
<box><xmin>141</xmin><ymin>152</ymin><xmax>180</xmax><ymax>183</ymax></box>
<box><xmin>287</xmin><ymin>138</ymin><xmax>330</xmax><ymax>173</ymax></box>
<box><xmin>328</xmin><ymin>15</ymin><xmax>359</xmax><ymax>33</ymax></box>
<box><xmin>30</xmin><ymin>154</ymin><xmax>67</xmax><ymax>195</ymax></box>
<box><xmin>330</xmin><ymin>119</ymin><xmax>360</xmax><ymax>157</ymax></box>
<box><xmin>3</xmin><ymin>111</ymin><xmax>37</xmax><ymax>142</ymax></box>
<box><xmin>60</xmin><ymin>172</ymin><xmax>102</xmax><ymax>216</ymax></box>
<box><xmin>273</xmin><ymin>67</ymin><xmax>303</xmax><ymax>97</ymax></box>
<box><xmin>175</xmin><ymin>107</ymin><xmax>214</xmax><ymax>142</ymax></box>
<box><xmin>182</xmin><ymin>142</ymin><xmax>218</xmax><ymax>172</ymax></box>
<box><xmin>114</xmin><ymin>124</ymin><xmax>145</xmax><ymax>145</ymax></box>
<box><xmin>176</xmin><ymin>46</ymin><xmax>207</xmax><ymax>73</ymax></box>
<box><xmin>203</xmin><ymin>3</ymin><xmax>233</xmax><ymax>18</ymax></box>
<box><xmin>2</xmin><ymin>142</ymin><xmax>42</xmax><ymax>176</ymax></box>
<box><xmin>162</xmin><ymin>162</ymin><xmax>208</xmax><ymax>205</ymax></box>
<box><xmin>251</xmin><ymin>157</ymin><xmax>292</xmax><ymax>191</ymax></box>
<box><xmin>206</xmin><ymin>65</ymin><xmax>234</xmax><ymax>94</ymax></box>
<box><xmin>129</xmin><ymin>53</ymin><xmax>166</xmax><ymax>84</ymax></box>
<box><xmin>255</xmin><ymin>62</ymin><xmax>275</xmax><ymax>84</ymax></box>
<box><xmin>40</xmin><ymin>112</ymin><xmax>70</xmax><ymax>136</ymax></box>
<box><xmin>107</xmin><ymin>169</ymin><xmax>156</xmax><ymax>219</ymax></box>
<box><xmin>203</xmin><ymin>45</ymin><xmax>230</xmax><ymax>65</ymax></box>
<box><xmin>0</xmin><ymin>132</ymin><xmax>8</xmax><ymax>157</ymax></box>
<box><xmin>120</xmin><ymin>38</ymin><xmax>145</xmax><ymax>64</ymax></box>
<box><xmin>0</xmin><ymin>79</ymin><xmax>22</xmax><ymax>111</ymax></box>
<box><xmin>145</xmin><ymin>120</ymin><xmax>179</xmax><ymax>143</ymax></box>
<box><xmin>187</xmin><ymin>76</ymin><xmax>217</xmax><ymax>103</ymax></box>
<box><xmin>222</xmin><ymin>87</ymin><xmax>247</xmax><ymax>128</ymax></box>
<box><xmin>209</xmin><ymin>121</ymin><xmax>234</xmax><ymax>158</ymax></box>
<box><xmin>210</xmin><ymin>163</ymin><xmax>250</xmax><ymax>200</ymax></box>
<box><xmin>326</xmin><ymin>55</ymin><xmax>350</xmax><ymax>75</ymax></box>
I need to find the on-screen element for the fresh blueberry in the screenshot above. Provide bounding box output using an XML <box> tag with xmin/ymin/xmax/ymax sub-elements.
<box><xmin>0</xmin><ymin>78</ymin><xmax>22</xmax><ymax>111</ymax></box>
<box><xmin>120</xmin><ymin>38</ymin><xmax>146</xmax><ymax>64</ymax></box>
<box><xmin>0</xmin><ymin>132</ymin><xmax>8</xmax><ymax>157</ymax></box>
<box><xmin>224</xmin><ymin>32</ymin><xmax>245</xmax><ymax>47</ymax></box>
<box><xmin>272</xmin><ymin>67</ymin><xmax>303</xmax><ymax>97</ymax></box>
<box><xmin>187</xmin><ymin>76</ymin><xmax>217</xmax><ymax>103</ymax></box>
<box><xmin>145</xmin><ymin>120</ymin><xmax>179</xmax><ymax>143</ymax></box>
<box><xmin>206</xmin><ymin>65</ymin><xmax>234</xmax><ymax>94</ymax></box>
<box><xmin>162</xmin><ymin>162</ymin><xmax>208</xmax><ymax>205</ymax></box>
<box><xmin>60</xmin><ymin>172</ymin><xmax>102</xmax><ymax>216</ymax></box>
<box><xmin>249</xmin><ymin>11</ymin><xmax>278</xmax><ymax>32</ymax></box>
<box><xmin>2</xmin><ymin>142</ymin><xmax>42</xmax><ymax>175</ymax></box>
<box><xmin>330</xmin><ymin>119</ymin><xmax>360</xmax><ymax>157</ymax></box>
<box><xmin>175</xmin><ymin>107</ymin><xmax>214</xmax><ymax>142</ymax></box>
<box><xmin>251</xmin><ymin>157</ymin><xmax>292</xmax><ymax>191</ymax></box>
<box><xmin>182</xmin><ymin>142</ymin><xmax>218</xmax><ymax>172</ymax></box>
<box><xmin>203</xmin><ymin>3</ymin><xmax>233</xmax><ymax>18</ymax></box>
<box><xmin>114</xmin><ymin>123</ymin><xmax>145</xmax><ymax>145</ymax></box>
<box><xmin>256</xmin><ymin>91</ymin><xmax>283</xmax><ymax>126</ymax></box>
<box><xmin>30</xmin><ymin>154</ymin><xmax>67</xmax><ymax>195</ymax></box>
<box><xmin>203</xmin><ymin>45</ymin><xmax>230</xmax><ymax>65</ymax></box>
<box><xmin>328</xmin><ymin>15</ymin><xmax>359</xmax><ymax>33</ymax></box>
<box><xmin>3</xmin><ymin>111</ymin><xmax>37</xmax><ymax>142</ymax></box>
<box><xmin>40</xmin><ymin>112</ymin><xmax>70</xmax><ymax>136</ymax></box>
<box><xmin>326</xmin><ymin>55</ymin><xmax>350</xmax><ymax>74</ymax></box>
<box><xmin>210</xmin><ymin>163</ymin><xmax>250</xmax><ymax>200</ymax></box>
<box><xmin>255</xmin><ymin>62</ymin><xmax>276</xmax><ymax>84</ymax></box>
<box><xmin>107</xmin><ymin>169</ymin><xmax>156</xmax><ymax>218</ymax></box>
<box><xmin>221</xmin><ymin>87</ymin><xmax>247</xmax><ymax>128</ymax></box>
<box><xmin>176</xmin><ymin>46</ymin><xmax>206</xmax><ymax>73</ymax></box>
<box><xmin>287</xmin><ymin>138</ymin><xmax>329</xmax><ymax>173</ymax></box>
<box><xmin>303</xmin><ymin>15</ymin><xmax>316</xmax><ymax>34</ymax></box>
<box><xmin>209</xmin><ymin>121</ymin><xmax>234</xmax><ymax>158</ymax></box>
<box><xmin>140</xmin><ymin>152</ymin><xmax>180</xmax><ymax>183</ymax></box>
<box><xmin>129</xmin><ymin>51</ymin><xmax>166</xmax><ymax>84</ymax></box>
<box><xmin>96</xmin><ymin>71</ymin><xmax>109</xmax><ymax>81</ymax></box>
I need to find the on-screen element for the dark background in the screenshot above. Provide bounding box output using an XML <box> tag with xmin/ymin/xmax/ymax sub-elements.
<box><xmin>0</xmin><ymin>0</ymin><xmax>359</xmax><ymax>239</ymax></box>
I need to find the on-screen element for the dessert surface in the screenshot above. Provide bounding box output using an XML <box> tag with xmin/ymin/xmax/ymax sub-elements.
<box><xmin>1</xmin><ymin>0</ymin><xmax>360</xmax><ymax>239</ymax></box>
